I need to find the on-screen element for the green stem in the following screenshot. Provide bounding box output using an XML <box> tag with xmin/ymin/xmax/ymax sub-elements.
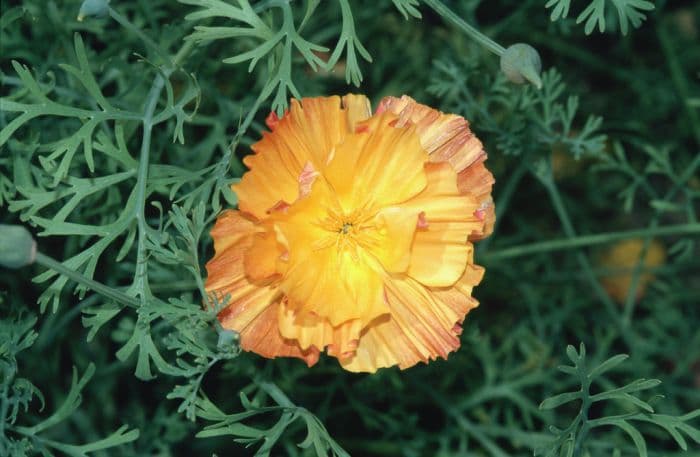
<box><xmin>130</xmin><ymin>38</ymin><xmax>197</xmax><ymax>302</ymax></box>
<box><xmin>35</xmin><ymin>252</ymin><xmax>139</xmax><ymax>308</ymax></box>
<box><xmin>486</xmin><ymin>223</ymin><xmax>700</xmax><ymax>261</ymax></box>
<box><xmin>572</xmin><ymin>380</ymin><xmax>592</xmax><ymax>457</ymax></box>
<box><xmin>131</xmin><ymin>76</ymin><xmax>163</xmax><ymax>301</ymax></box>
<box><xmin>422</xmin><ymin>0</ymin><xmax>506</xmax><ymax>56</ymax></box>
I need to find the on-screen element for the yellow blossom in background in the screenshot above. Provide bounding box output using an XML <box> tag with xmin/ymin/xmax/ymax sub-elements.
<box><xmin>205</xmin><ymin>95</ymin><xmax>494</xmax><ymax>372</ymax></box>
<box><xmin>599</xmin><ymin>238</ymin><xmax>666</xmax><ymax>304</ymax></box>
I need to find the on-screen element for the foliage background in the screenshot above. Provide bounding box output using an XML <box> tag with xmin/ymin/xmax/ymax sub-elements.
<box><xmin>1</xmin><ymin>0</ymin><xmax>699</xmax><ymax>455</ymax></box>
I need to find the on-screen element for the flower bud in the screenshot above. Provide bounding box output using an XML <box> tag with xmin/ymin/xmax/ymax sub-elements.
<box><xmin>0</xmin><ymin>225</ymin><xmax>37</xmax><ymax>269</ymax></box>
<box><xmin>500</xmin><ymin>43</ymin><xmax>542</xmax><ymax>89</ymax></box>
<box><xmin>78</xmin><ymin>0</ymin><xmax>110</xmax><ymax>21</ymax></box>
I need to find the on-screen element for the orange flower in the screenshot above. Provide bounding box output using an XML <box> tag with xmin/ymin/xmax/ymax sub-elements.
<box><xmin>205</xmin><ymin>95</ymin><xmax>494</xmax><ymax>372</ymax></box>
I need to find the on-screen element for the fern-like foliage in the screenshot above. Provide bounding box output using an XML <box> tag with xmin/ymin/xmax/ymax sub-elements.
<box><xmin>1</xmin><ymin>21</ymin><xmax>231</xmax><ymax>382</ymax></box>
<box><xmin>537</xmin><ymin>344</ymin><xmax>700</xmax><ymax>456</ymax></box>
<box><xmin>429</xmin><ymin>59</ymin><xmax>606</xmax><ymax>159</ymax></box>
<box><xmin>180</xmin><ymin>0</ymin><xmax>371</xmax><ymax>115</ymax></box>
<box><xmin>545</xmin><ymin>0</ymin><xmax>655</xmax><ymax>35</ymax></box>
<box><xmin>1</xmin><ymin>32</ymin><xmax>199</xmax><ymax>314</ymax></box>
<box><xmin>0</xmin><ymin>314</ymin><xmax>139</xmax><ymax>456</ymax></box>
<box><xmin>195</xmin><ymin>382</ymin><xmax>349</xmax><ymax>457</ymax></box>
<box><xmin>392</xmin><ymin>0</ymin><xmax>422</xmax><ymax>19</ymax></box>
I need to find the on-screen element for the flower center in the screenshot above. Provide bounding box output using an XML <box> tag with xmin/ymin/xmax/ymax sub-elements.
<box><xmin>310</xmin><ymin>206</ymin><xmax>379</xmax><ymax>260</ymax></box>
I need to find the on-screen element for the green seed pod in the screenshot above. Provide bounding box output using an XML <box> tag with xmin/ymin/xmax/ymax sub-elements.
<box><xmin>500</xmin><ymin>43</ymin><xmax>543</xmax><ymax>89</ymax></box>
<box><xmin>0</xmin><ymin>225</ymin><xmax>36</xmax><ymax>269</ymax></box>
<box><xmin>78</xmin><ymin>0</ymin><xmax>110</xmax><ymax>21</ymax></box>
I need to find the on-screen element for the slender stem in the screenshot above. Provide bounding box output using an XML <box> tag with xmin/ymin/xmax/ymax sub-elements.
<box><xmin>572</xmin><ymin>378</ymin><xmax>592</xmax><ymax>457</ymax></box>
<box><xmin>35</xmin><ymin>252</ymin><xmax>140</xmax><ymax>308</ymax></box>
<box><xmin>130</xmin><ymin>38</ymin><xmax>197</xmax><ymax>302</ymax></box>
<box><xmin>486</xmin><ymin>223</ymin><xmax>700</xmax><ymax>261</ymax></box>
<box><xmin>131</xmin><ymin>74</ymin><xmax>163</xmax><ymax>301</ymax></box>
<box><xmin>422</xmin><ymin>0</ymin><xmax>506</xmax><ymax>56</ymax></box>
<box><xmin>110</xmin><ymin>7</ymin><xmax>196</xmax><ymax>297</ymax></box>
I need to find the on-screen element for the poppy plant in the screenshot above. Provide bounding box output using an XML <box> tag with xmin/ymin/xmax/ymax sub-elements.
<box><xmin>205</xmin><ymin>95</ymin><xmax>494</xmax><ymax>373</ymax></box>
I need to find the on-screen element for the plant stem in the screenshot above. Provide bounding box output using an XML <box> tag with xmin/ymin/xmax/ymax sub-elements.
<box><xmin>572</xmin><ymin>379</ymin><xmax>592</xmax><ymax>457</ymax></box>
<box><xmin>35</xmin><ymin>252</ymin><xmax>140</xmax><ymax>308</ymax></box>
<box><xmin>422</xmin><ymin>0</ymin><xmax>506</xmax><ymax>56</ymax></box>
<box><xmin>486</xmin><ymin>223</ymin><xmax>700</xmax><ymax>260</ymax></box>
<box><xmin>130</xmin><ymin>38</ymin><xmax>197</xmax><ymax>303</ymax></box>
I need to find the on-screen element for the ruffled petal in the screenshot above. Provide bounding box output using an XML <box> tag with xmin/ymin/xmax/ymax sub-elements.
<box><xmin>205</xmin><ymin>210</ymin><xmax>317</xmax><ymax>366</ymax></box>
<box><xmin>342</xmin><ymin>93</ymin><xmax>373</xmax><ymax>131</ymax></box>
<box><xmin>408</xmin><ymin>228</ymin><xmax>474</xmax><ymax>287</ymax></box>
<box><xmin>397</xmin><ymin>162</ymin><xmax>483</xmax><ymax>287</ymax></box>
<box><xmin>234</xmin><ymin>96</ymin><xmax>373</xmax><ymax>220</ymax></box>
<box><xmin>222</xmin><ymin>298</ymin><xmax>320</xmax><ymax>367</ymax></box>
<box><xmin>339</xmin><ymin>315</ymin><xmax>421</xmax><ymax>372</ymax></box>
<box><xmin>278</xmin><ymin>301</ymin><xmax>363</xmax><ymax>358</ymax></box>
<box><xmin>377</xmin><ymin>95</ymin><xmax>495</xmax><ymax>239</ymax></box>
<box><xmin>401</xmin><ymin>162</ymin><xmax>481</xmax><ymax>222</ymax></box>
<box><xmin>376</xmin><ymin>95</ymin><xmax>484</xmax><ymax>171</ymax></box>
<box><xmin>340</xmin><ymin>276</ymin><xmax>470</xmax><ymax>372</ymax></box>
<box><xmin>324</xmin><ymin>112</ymin><xmax>429</xmax><ymax>212</ymax></box>
<box><xmin>205</xmin><ymin>211</ymin><xmax>257</xmax><ymax>292</ymax></box>
<box><xmin>207</xmin><ymin>210</ymin><xmax>258</xmax><ymax>257</ymax></box>
<box><xmin>243</xmin><ymin>230</ymin><xmax>283</xmax><ymax>282</ymax></box>
<box><xmin>428</xmin><ymin>248</ymin><xmax>485</xmax><ymax>321</ymax></box>
<box><xmin>458</xmin><ymin>159</ymin><xmax>496</xmax><ymax>239</ymax></box>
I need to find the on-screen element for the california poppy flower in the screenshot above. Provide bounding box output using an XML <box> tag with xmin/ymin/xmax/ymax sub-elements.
<box><xmin>205</xmin><ymin>95</ymin><xmax>494</xmax><ymax>373</ymax></box>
